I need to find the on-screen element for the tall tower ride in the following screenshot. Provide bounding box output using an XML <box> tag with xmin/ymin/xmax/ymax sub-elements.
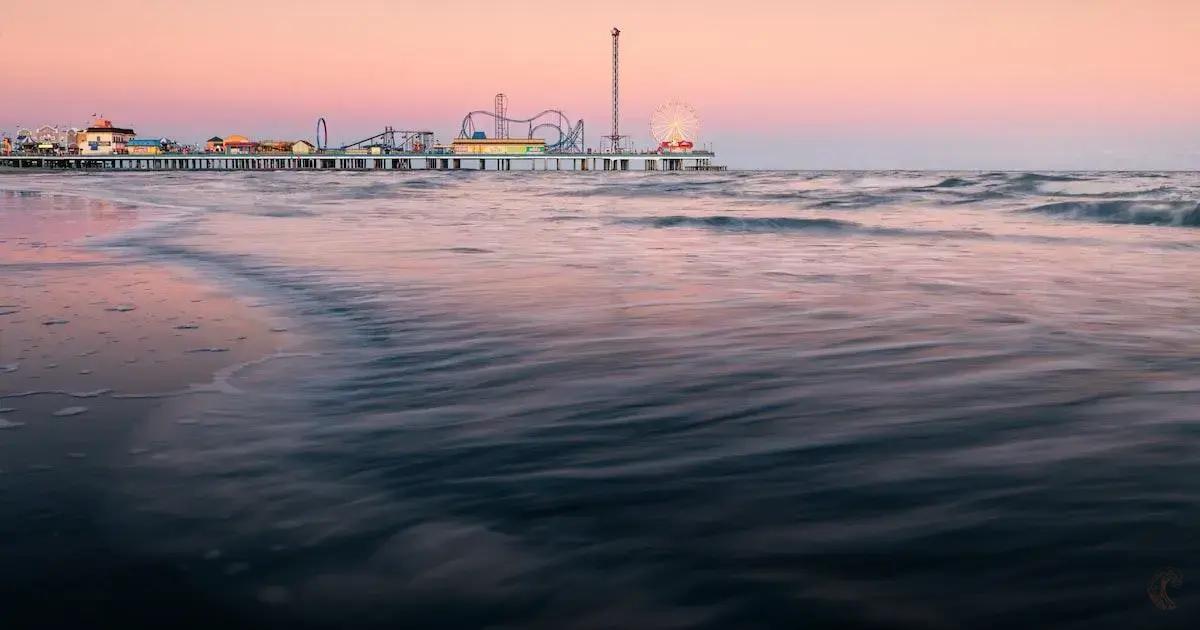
<box><xmin>608</xmin><ymin>27</ymin><xmax>621</xmax><ymax>152</ymax></box>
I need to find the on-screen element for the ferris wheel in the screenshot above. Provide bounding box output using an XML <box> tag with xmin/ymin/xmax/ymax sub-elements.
<box><xmin>650</xmin><ymin>100</ymin><xmax>700</xmax><ymax>146</ymax></box>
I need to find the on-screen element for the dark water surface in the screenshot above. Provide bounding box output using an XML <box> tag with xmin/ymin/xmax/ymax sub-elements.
<box><xmin>3</xmin><ymin>171</ymin><xmax>1200</xmax><ymax>628</ymax></box>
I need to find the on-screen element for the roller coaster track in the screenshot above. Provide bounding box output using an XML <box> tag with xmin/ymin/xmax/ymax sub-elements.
<box><xmin>459</xmin><ymin>109</ymin><xmax>585</xmax><ymax>153</ymax></box>
<box><xmin>338</xmin><ymin>126</ymin><xmax>434</xmax><ymax>152</ymax></box>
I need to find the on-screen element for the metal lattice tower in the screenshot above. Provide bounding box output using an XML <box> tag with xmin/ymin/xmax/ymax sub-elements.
<box><xmin>494</xmin><ymin>93</ymin><xmax>509</xmax><ymax>139</ymax></box>
<box><xmin>609</xmin><ymin>27</ymin><xmax>621</xmax><ymax>151</ymax></box>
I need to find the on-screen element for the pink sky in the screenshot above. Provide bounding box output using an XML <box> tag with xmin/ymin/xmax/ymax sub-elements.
<box><xmin>5</xmin><ymin>0</ymin><xmax>1200</xmax><ymax>168</ymax></box>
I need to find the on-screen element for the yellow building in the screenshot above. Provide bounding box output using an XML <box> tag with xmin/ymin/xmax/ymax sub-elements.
<box><xmin>451</xmin><ymin>138</ymin><xmax>546</xmax><ymax>155</ymax></box>
<box><xmin>80</xmin><ymin>117</ymin><xmax>135</xmax><ymax>155</ymax></box>
<box><xmin>127</xmin><ymin>138</ymin><xmax>165</xmax><ymax>155</ymax></box>
<box><xmin>291</xmin><ymin>140</ymin><xmax>315</xmax><ymax>154</ymax></box>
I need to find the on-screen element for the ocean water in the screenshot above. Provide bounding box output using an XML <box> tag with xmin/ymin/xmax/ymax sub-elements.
<box><xmin>3</xmin><ymin>170</ymin><xmax>1200</xmax><ymax>628</ymax></box>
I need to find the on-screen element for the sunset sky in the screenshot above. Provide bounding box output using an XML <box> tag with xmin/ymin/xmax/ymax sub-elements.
<box><xmin>5</xmin><ymin>0</ymin><xmax>1199</xmax><ymax>169</ymax></box>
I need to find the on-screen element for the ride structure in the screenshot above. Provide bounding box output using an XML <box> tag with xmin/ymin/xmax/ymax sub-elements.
<box><xmin>494</xmin><ymin>94</ymin><xmax>510</xmax><ymax>140</ymax></box>
<box><xmin>316</xmin><ymin>117</ymin><xmax>328</xmax><ymax>150</ymax></box>
<box><xmin>650</xmin><ymin>100</ymin><xmax>700</xmax><ymax>153</ymax></box>
<box><xmin>602</xmin><ymin>27</ymin><xmax>630</xmax><ymax>153</ymax></box>
<box><xmin>338</xmin><ymin>126</ymin><xmax>435</xmax><ymax>153</ymax></box>
<box><xmin>457</xmin><ymin>95</ymin><xmax>585</xmax><ymax>153</ymax></box>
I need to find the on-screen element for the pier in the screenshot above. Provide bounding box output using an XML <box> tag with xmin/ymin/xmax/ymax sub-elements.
<box><xmin>2</xmin><ymin>25</ymin><xmax>728</xmax><ymax>176</ymax></box>
<box><xmin>0</xmin><ymin>151</ymin><xmax>719</xmax><ymax>172</ymax></box>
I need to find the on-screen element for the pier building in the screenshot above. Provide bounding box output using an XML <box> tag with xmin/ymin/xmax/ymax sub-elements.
<box><xmin>127</xmin><ymin>138</ymin><xmax>166</xmax><ymax>155</ymax></box>
<box><xmin>80</xmin><ymin>118</ymin><xmax>135</xmax><ymax>155</ymax></box>
<box><xmin>222</xmin><ymin>134</ymin><xmax>257</xmax><ymax>154</ymax></box>
<box><xmin>450</xmin><ymin>137</ymin><xmax>546</xmax><ymax>155</ymax></box>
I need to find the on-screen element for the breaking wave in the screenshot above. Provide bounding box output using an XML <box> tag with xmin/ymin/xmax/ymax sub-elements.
<box><xmin>1010</xmin><ymin>172</ymin><xmax>1087</xmax><ymax>183</ymax></box>
<box><xmin>924</xmin><ymin>177</ymin><xmax>974</xmax><ymax>189</ymax></box>
<box><xmin>1024</xmin><ymin>200</ymin><xmax>1200</xmax><ymax>226</ymax></box>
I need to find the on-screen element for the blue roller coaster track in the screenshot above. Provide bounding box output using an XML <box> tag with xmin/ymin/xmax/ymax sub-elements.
<box><xmin>459</xmin><ymin>109</ymin><xmax>585</xmax><ymax>153</ymax></box>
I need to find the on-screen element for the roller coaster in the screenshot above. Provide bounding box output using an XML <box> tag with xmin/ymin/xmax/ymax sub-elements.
<box><xmin>458</xmin><ymin>97</ymin><xmax>585</xmax><ymax>153</ymax></box>
<box><xmin>339</xmin><ymin>126</ymin><xmax>435</xmax><ymax>153</ymax></box>
<box><xmin>316</xmin><ymin>118</ymin><xmax>435</xmax><ymax>153</ymax></box>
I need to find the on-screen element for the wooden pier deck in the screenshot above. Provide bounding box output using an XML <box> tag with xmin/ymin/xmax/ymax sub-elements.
<box><xmin>0</xmin><ymin>151</ymin><xmax>719</xmax><ymax>172</ymax></box>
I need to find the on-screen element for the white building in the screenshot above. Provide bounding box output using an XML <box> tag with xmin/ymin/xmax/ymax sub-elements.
<box><xmin>80</xmin><ymin>117</ymin><xmax>135</xmax><ymax>155</ymax></box>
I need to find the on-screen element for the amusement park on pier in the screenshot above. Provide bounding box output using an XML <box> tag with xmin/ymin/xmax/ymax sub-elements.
<box><xmin>0</xmin><ymin>28</ymin><xmax>721</xmax><ymax>173</ymax></box>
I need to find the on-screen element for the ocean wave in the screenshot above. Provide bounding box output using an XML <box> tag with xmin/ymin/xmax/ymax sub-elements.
<box><xmin>550</xmin><ymin>180</ymin><xmax>729</xmax><ymax>198</ymax></box>
<box><xmin>1024</xmin><ymin>200</ymin><xmax>1200</xmax><ymax>226</ymax></box>
<box><xmin>616</xmin><ymin>214</ymin><xmax>1117</xmax><ymax>246</ymax></box>
<box><xmin>1010</xmin><ymin>173</ymin><xmax>1088</xmax><ymax>183</ymax></box>
<box><xmin>806</xmin><ymin>193</ymin><xmax>899</xmax><ymax>209</ymax></box>
<box><xmin>619</xmin><ymin>215</ymin><xmax>858</xmax><ymax>232</ymax></box>
<box><xmin>941</xmin><ymin>190</ymin><xmax>1013</xmax><ymax>204</ymax></box>
<box><xmin>252</xmin><ymin>207</ymin><xmax>319</xmax><ymax>218</ymax></box>
<box><xmin>924</xmin><ymin>177</ymin><xmax>974</xmax><ymax>189</ymax></box>
<box><xmin>1037</xmin><ymin>185</ymin><xmax>1179</xmax><ymax>199</ymax></box>
<box><xmin>988</xmin><ymin>172</ymin><xmax>1093</xmax><ymax>196</ymax></box>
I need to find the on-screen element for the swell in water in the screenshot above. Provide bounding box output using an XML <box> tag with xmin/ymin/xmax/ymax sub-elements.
<box><xmin>1024</xmin><ymin>200</ymin><xmax>1200</xmax><ymax>226</ymax></box>
<box><xmin>4</xmin><ymin>170</ymin><xmax>1200</xmax><ymax>628</ymax></box>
